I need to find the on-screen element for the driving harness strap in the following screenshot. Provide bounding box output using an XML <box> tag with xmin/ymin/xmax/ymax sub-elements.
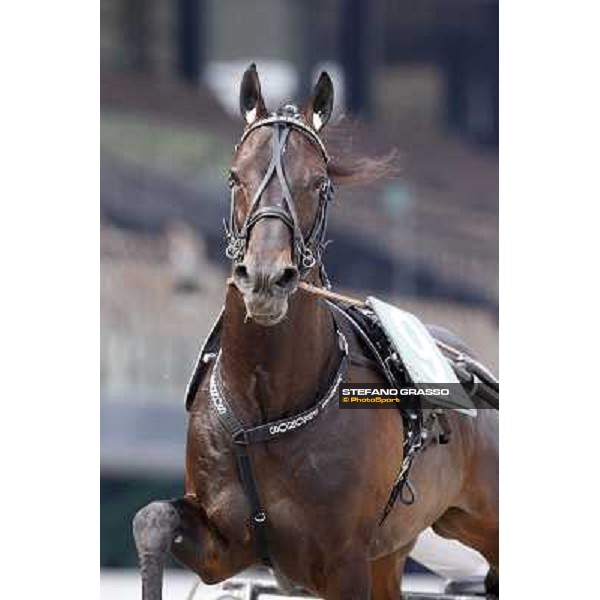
<box><xmin>206</xmin><ymin>322</ymin><xmax>349</xmax><ymax>565</ymax></box>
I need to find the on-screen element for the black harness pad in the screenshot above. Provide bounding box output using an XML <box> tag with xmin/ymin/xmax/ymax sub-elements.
<box><xmin>185</xmin><ymin>308</ymin><xmax>223</xmax><ymax>411</ymax></box>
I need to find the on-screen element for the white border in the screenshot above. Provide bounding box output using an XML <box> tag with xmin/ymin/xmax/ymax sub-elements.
<box><xmin>2</xmin><ymin>0</ymin><xmax>599</xmax><ymax>597</ymax></box>
<box><xmin>1</xmin><ymin>2</ymin><xmax>99</xmax><ymax>598</ymax></box>
<box><xmin>501</xmin><ymin>0</ymin><xmax>600</xmax><ymax>596</ymax></box>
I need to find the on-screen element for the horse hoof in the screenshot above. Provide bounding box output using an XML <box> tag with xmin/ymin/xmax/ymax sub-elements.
<box><xmin>133</xmin><ymin>501</ymin><xmax>180</xmax><ymax>554</ymax></box>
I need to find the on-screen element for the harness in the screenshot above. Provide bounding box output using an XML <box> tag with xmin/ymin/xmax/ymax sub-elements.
<box><xmin>224</xmin><ymin>106</ymin><xmax>334</xmax><ymax>282</ymax></box>
<box><xmin>323</xmin><ymin>301</ymin><xmax>448</xmax><ymax>521</ymax></box>
<box><xmin>185</xmin><ymin>300</ymin><xmax>453</xmax><ymax>565</ymax></box>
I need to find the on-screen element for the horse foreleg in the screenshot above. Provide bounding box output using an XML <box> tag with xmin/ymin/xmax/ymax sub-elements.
<box><xmin>132</xmin><ymin>500</ymin><xmax>182</xmax><ymax>600</ymax></box>
<box><xmin>322</xmin><ymin>558</ymin><xmax>372</xmax><ymax>600</ymax></box>
<box><xmin>168</xmin><ymin>496</ymin><xmax>251</xmax><ymax>582</ymax></box>
<box><xmin>133</xmin><ymin>497</ymin><xmax>246</xmax><ymax>600</ymax></box>
<box><xmin>433</xmin><ymin>508</ymin><xmax>499</xmax><ymax>596</ymax></box>
<box><xmin>370</xmin><ymin>549</ymin><xmax>407</xmax><ymax>600</ymax></box>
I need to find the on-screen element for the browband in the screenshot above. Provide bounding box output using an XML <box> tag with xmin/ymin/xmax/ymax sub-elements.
<box><xmin>238</xmin><ymin>114</ymin><xmax>330</xmax><ymax>164</ymax></box>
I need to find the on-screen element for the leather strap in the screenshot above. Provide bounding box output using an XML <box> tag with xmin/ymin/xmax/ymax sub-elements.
<box><xmin>239</xmin><ymin>114</ymin><xmax>330</xmax><ymax>163</ymax></box>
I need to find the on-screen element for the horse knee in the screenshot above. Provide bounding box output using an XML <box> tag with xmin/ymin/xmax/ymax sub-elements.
<box><xmin>133</xmin><ymin>501</ymin><xmax>181</xmax><ymax>555</ymax></box>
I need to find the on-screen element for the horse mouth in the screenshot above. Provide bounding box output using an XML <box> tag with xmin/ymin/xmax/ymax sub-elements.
<box><xmin>251</xmin><ymin>312</ymin><xmax>286</xmax><ymax>326</ymax></box>
<box><xmin>244</xmin><ymin>296</ymin><xmax>289</xmax><ymax>326</ymax></box>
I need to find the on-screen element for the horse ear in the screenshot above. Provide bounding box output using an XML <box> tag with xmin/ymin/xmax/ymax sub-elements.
<box><xmin>239</xmin><ymin>63</ymin><xmax>267</xmax><ymax>125</ymax></box>
<box><xmin>304</xmin><ymin>72</ymin><xmax>334</xmax><ymax>132</ymax></box>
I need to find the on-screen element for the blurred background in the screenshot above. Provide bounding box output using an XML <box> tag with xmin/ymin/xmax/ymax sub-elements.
<box><xmin>100</xmin><ymin>0</ymin><xmax>498</xmax><ymax>596</ymax></box>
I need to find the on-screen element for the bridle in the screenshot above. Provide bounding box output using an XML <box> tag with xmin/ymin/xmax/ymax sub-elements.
<box><xmin>224</xmin><ymin>106</ymin><xmax>334</xmax><ymax>282</ymax></box>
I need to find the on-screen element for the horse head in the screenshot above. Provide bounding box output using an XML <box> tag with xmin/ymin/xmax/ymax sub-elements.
<box><xmin>227</xmin><ymin>64</ymin><xmax>335</xmax><ymax>326</ymax></box>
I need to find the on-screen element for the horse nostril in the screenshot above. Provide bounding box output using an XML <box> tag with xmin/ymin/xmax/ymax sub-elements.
<box><xmin>233</xmin><ymin>264</ymin><xmax>250</xmax><ymax>285</ymax></box>
<box><xmin>273</xmin><ymin>266</ymin><xmax>299</xmax><ymax>292</ymax></box>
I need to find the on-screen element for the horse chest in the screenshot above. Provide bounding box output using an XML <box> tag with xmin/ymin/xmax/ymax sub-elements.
<box><xmin>190</xmin><ymin>408</ymin><xmax>359</xmax><ymax>548</ymax></box>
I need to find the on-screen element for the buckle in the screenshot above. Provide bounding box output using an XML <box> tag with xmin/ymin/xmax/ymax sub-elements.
<box><xmin>301</xmin><ymin>248</ymin><xmax>316</xmax><ymax>269</ymax></box>
<box><xmin>254</xmin><ymin>511</ymin><xmax>267</xmax><ymax>523</ymax></box>
<box><xmin>202</xmin><ymin>352</ymin><xmax>216</xmax><ymax>365</ymax></box>
<box><xmin>225</xmin><ymin>238</ymin><xmax>244</xmax><ymax>261</ymax></box>
<box><xmin>233</xmin><ymin>430</ymin><xmax>248</xmax><ymax>445</ymax></box>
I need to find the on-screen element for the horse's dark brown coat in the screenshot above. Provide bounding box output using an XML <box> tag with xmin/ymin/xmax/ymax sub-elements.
<box><xmin>133</xmin><ymin>66</ymin><xmax>498</xmax><ymax>600</ymax></box>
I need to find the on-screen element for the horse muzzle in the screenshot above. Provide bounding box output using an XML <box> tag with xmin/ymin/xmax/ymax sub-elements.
<box><xmin>232</xmin><ymin>262</ymin><xmax>299</xmax><ymax>326</ymax></box>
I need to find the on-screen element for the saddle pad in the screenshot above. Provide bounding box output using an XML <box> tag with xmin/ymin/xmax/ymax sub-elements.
<box><xmin>366</xmin><ymin>297</ymin><xmax>476</xmax><ymax>416</ymax></box>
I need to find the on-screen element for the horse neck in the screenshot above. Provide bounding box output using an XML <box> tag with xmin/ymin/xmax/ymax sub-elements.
<box><xmin>220</xmin><ymin>284</ymin><xmax>339</xmax><ymax>423</ymax></box>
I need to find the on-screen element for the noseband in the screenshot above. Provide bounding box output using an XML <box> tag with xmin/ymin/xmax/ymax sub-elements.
<box><xmin>224</xmin><ymin>108</ymin><xmax>334</xmax><ymax>281</ymax></box>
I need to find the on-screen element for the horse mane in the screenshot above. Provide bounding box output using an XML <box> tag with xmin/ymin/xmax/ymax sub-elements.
<box><xmin>323</xmin><ymin>119</ymin><xmax>401</xmax><ymax>187</ymax></box>
<box><xmin>327</xmin><ymin>151</ymin><xmax>400</xmax><ymax>187</ymax></box>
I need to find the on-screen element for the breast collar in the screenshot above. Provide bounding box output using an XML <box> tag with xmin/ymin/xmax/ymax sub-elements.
<box><xmin>208</xmin><ymin>326</ymin><xmax>348</xmax><ymax>446</ymax></box>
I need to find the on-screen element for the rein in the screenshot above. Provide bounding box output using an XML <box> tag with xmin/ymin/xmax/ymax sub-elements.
<box><xmin>295</xmin><ymin>281</ymin><xmax>499</xmax><ymax>407</ymax></box>
<box><xmin>227</xmin><ymin>278</ymin><xmax>481</xmax><ymax>366</ymax></box>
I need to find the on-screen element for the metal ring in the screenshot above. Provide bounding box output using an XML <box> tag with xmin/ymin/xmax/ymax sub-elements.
<box><xmin>302</xmin><ymin>250</ymin><xmax>316</xmax><ymax>269</ymax></box>
<box><xmin>254</xmin><ymin>511</ymin><xmax>266</xmax><ymax>523</ymax></box>
<box><xmin>225</xmin><ymin>239</ymin><xmax>244</xmax><ymax>261</ymax></box>
<box><xmin>232</xmin><ymin>430</ymin><xmax>248</xmax><ymax>445</ymax></box>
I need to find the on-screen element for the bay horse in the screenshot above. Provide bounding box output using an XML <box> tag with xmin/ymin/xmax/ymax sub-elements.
<box><xmin>133</xmin><ymin>64</ymin><xmax>499</xmax><ymax>600</ymax></box>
